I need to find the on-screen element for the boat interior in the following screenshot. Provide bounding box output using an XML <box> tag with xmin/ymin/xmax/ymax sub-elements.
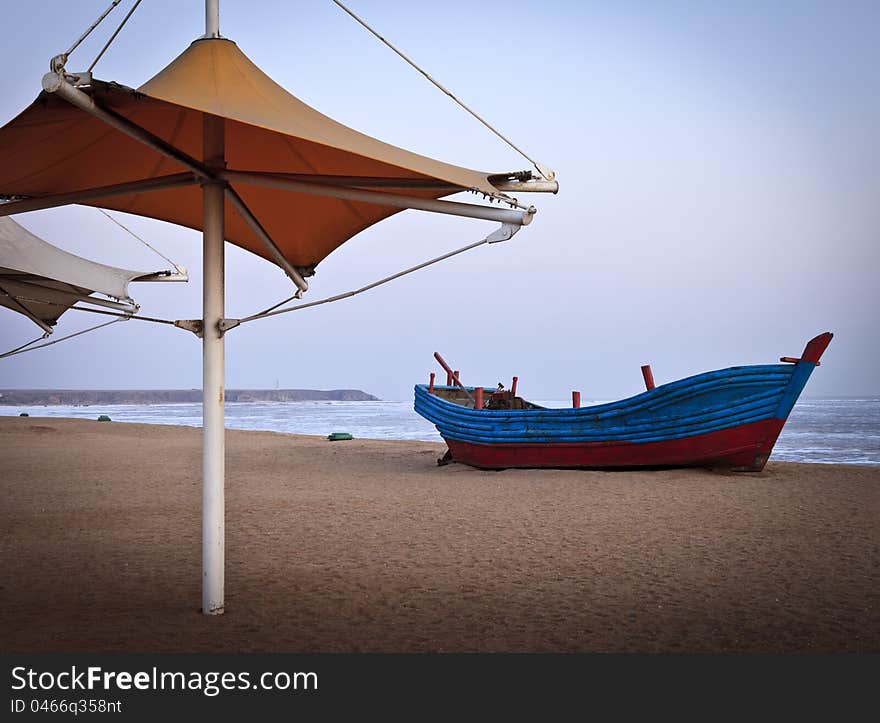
<box><xmin>429</xmin><ymin>386</ymin><xmax>544</xmax><ymax>411</ymax></box>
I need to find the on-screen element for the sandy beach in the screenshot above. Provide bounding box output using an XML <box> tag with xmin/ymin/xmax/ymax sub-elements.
<box><xmin>1</xmin><ymin>416</ymin><xmax>876</xmax><ymax>653</ymax></box>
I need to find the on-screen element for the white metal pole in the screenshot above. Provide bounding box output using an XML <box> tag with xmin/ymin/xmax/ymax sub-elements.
<box><xmin>201</xmin><ymin>110</ymin><xmax>225</xmax><ymax>614</ymax></box>
<box><xmin>201</xmin><ymin>0</ymin><xmax>225</xmax><ymax>616</ymax></box>
<box><xmin>204</xmin><ymin>0</ymin><xmax>220</xmax><ymax>38</ymax></box>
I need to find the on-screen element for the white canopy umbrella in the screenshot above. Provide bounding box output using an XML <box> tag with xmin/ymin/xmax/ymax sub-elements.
<box><xmin>0</xmin><ymin>216</ymin><xmax>180</xmax><ymax>334</ymax></box>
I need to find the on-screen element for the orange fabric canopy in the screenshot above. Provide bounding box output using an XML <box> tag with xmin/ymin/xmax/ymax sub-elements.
<box><xmin>0</xmin><ymin>38</ymin><xmax>500</xmax><ymax>270</ymax></box>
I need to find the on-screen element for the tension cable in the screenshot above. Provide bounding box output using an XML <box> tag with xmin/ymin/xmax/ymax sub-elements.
<box><xmin>330</xmin><ymin>0</ymin><xmax>555</xmax><ymax>182</ymax></box>
<box><xmin>226</xmin><ymin>222</ymin><xmax>519</xmax><ymax>330</ymax></box>
<box><xmin>0</xmin><ymin>318</ymin><xmax>125</xmax><ymax>359</ymax></box>
<box><xmin>97</xmin><ymin>208</ymin><xmax>186</xmax><ymax>276</ymax></box>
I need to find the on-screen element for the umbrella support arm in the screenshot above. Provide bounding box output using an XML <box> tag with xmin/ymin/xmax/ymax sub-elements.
<box><xmin>218</xmin><ymin>171</ymin><xmax>557</xmax><ymax>202</ymax></box>
<box><xmin>1</xmin><ymin>286</ymin><xmax>138</xmax><ymax>314</ymax></box>
<box><xmin>0</xmin><ymin>174</ymin><xmax>197</xmax><ymax>218</ymax></box>
<box><xmin>0</xmin><ymin>282</ymin><xmax>54</xmax><ymax>334</ymax></box>
<box><xmin>223</xmin><ymin>170</ymin><xmax>535</xmax><ymax>226</ymax></box>
<box><xmin>66</xmin><ymin>294</ymin><xmax>136</xmax><ymax>312</ymax></box>
<box><xmin>224</xmin><ymin>188</ymin><xmax>309</xmax><ymax>296</ymax></box>
<box><xmin>41</xmin><ymin>72</ymin><xmax>212</xmax><ymax>182</ymax></box>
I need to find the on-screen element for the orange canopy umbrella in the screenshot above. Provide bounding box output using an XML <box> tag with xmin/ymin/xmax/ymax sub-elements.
<box><xmin>0</xmin><ymin>1</ymin><xmax>555</xmax><ymax>615</ymax></box>
<box><xmin>0</xmin><ymin>37</ymin><xmax>550</xmax><ymax>279</ymax></box>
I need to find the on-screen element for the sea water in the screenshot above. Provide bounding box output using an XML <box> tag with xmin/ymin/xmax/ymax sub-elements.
<box><xmin>1</xmin><ymin>397</ymin><xmax>878</xmax><ymax>466</ymax></box>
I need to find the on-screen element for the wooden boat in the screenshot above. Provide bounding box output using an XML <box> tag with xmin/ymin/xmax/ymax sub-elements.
<box><xmin>414</xmin><ymin>332</ymin><xmax>832</xmax><ymax>471</ymax></box>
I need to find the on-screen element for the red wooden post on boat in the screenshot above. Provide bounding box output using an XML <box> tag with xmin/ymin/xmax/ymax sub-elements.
<box><xmin>429</xmin><ymin>372</ymin><xmax>435</xmax><ymax>393</ymax></box>
<box><xmin>511</xmin><ymin>376</ymin><xmax>518</xmax><ymax>397</ymax></box>
<box><xmin>572</xmin><ymin>391</ymin><xmax>581</xmax><ymax>408</ymax></box>
<box><xmin>641</xmin><ymin>365</ymin><xmax>655</xmax><ymax>390</ymax></box>
<box><xmin>474</xmin><ymin>386</ymin><xmax>483</xmax><ymax>410</ymax></box>
<box><xmin>433</xmin><ymin>352</ymin><xmax>475</xmax><ymax>402</ymax></box>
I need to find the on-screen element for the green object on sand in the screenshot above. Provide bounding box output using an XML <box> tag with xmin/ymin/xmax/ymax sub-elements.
<box><xmin>327</xmin><ymin>432</ymin><xmax>353</xmax><ymax>441</ymax></box>
<box><xmin>97</xmin><ymin>415</ymin><xmax>112</xmax><ymax>422</ymax></box>
<box><xmin>19</xmin><ymin>412</ymin><xmax>29</xmax><ymax>417</ymax></box>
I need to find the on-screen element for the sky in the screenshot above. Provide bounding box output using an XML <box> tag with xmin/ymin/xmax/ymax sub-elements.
<box><xmin>0</xmin><ymin>0</ymin><xmax>877</xmax><ymax>401</ymax></box>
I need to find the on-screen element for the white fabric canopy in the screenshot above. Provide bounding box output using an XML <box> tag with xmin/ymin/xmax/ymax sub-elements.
<box><xmin>0</xmin><ymin>216</ymin><xmax>156</xmax><ymax>332</ymax></box>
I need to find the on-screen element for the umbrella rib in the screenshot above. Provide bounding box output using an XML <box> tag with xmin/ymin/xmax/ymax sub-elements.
<box><xmin>223</xmin><ymin>172</ymin><xmax>463</xmax><ymax>191</ymax></box>
<box><xmin>68</xmin><ymin>306</ymin><xmax>176</xmax><ymax>326</ymax></box>
<box><xmin>224</xmin><ymin>187</ymin><xmax>310</xmax><ymax>295</ymax></box>
<box><xmin>0</xmin><ymin>286</ymin><xmax>135</xmax><ymax>313</ymax></box>
<box><xmin>0</xmin><ymin>281</ymin><xmax>54</xmax><ymax>334</ymax></box>
<box><xmin>0</xmin><ymin>174</ymin><xmax>197</xmax><ymax>218</ymax></box>
<box><xmin>42</xmin><ymin>76</ymin><xmax>212</xmax><ymax>182</ymax></box>
<box><xmin>221</xmin><ymin>170</ymin><xmax>533</xmax><ymax>226</ymax></box>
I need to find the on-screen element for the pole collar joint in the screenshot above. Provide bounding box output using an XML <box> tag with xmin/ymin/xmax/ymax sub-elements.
<box><xmin>174</xmin><ymin>319</ymin><xmax>203</xmax><ymax>337</ymax></box>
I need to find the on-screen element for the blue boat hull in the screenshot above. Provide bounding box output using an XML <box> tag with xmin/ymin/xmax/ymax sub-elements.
<box><xmin>414</xmin><ymin>333</ymin><xmax>832</xmax><ymax>470</ymax></box>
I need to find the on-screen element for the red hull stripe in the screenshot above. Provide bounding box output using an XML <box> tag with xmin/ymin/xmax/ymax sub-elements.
<box><xmin>445</xmin><ymin>418</ymin><xmax>787</xmax><ymax>470</ymax></box>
